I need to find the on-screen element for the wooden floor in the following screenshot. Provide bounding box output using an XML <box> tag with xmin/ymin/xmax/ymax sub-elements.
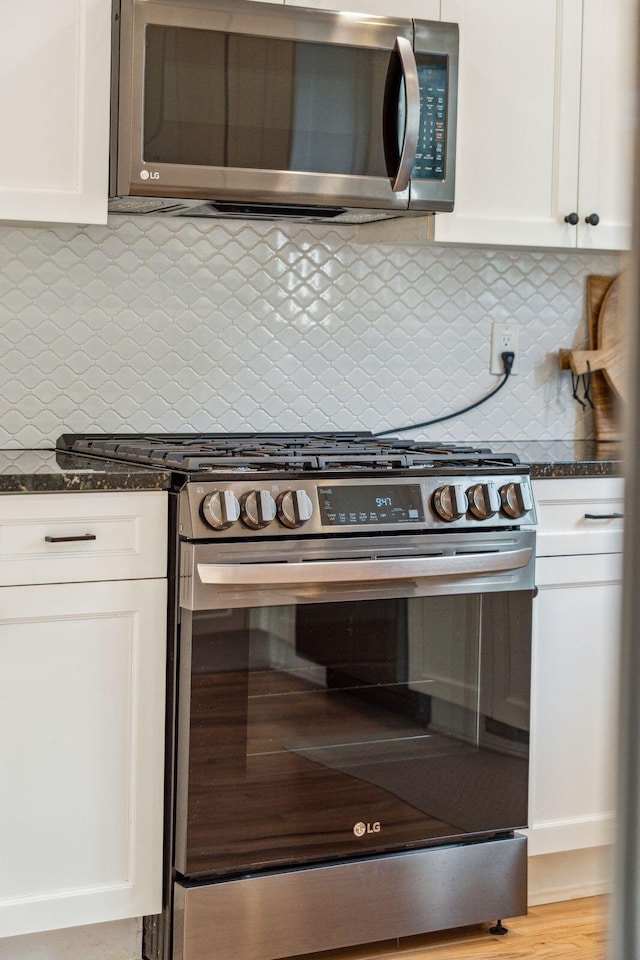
<box><xmin>299</xmin><ymin>897</ymin><xmax>607</xmax><ymax>960</ymax></box>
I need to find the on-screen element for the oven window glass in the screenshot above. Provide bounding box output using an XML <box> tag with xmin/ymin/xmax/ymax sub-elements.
<box><xmin>179</xmin><ymin>592</ymin><xmax>531</xmax><ymax>878</ymax></box>
<box><xmin>143</xmin><ymin>26</ymin><xmax>392</xmax><ymax>176</ymax></box>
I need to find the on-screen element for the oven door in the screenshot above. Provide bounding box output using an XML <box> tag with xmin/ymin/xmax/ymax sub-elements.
<box><xmin>175</xmin><ymin>530</ymin><xmax>534</xmax><ymax>879</ymax></box>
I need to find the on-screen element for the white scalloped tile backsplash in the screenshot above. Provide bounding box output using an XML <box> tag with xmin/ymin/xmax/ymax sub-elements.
<box><xmin>0</xmin><ymin>216</ymin><xmax>620</xmax><ymax>448</ymax></box>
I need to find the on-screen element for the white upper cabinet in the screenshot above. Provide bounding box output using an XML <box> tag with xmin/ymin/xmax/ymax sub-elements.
<box><xmin>435</xmin><ymin>0</ymin><xmax>634</xmax><ymax>250</ymax></box>
<box><xmin>435</xmin><ymin>0</ymin><xmax>583</xmax><ymax>248</ymax></box>
<box><xmin>0</xmin><ymin>0</ymin><xmax>111</xmax><ymax>225</ymax></box>
<box><xmin>575</xmin><ymin>0</ymin><xmax>635</xmax><ymax>250</ymax></box>
<box><xmin>283</xmin><ymin>0</ymin><xmax>440</xmax><ymax>18</ymax></box>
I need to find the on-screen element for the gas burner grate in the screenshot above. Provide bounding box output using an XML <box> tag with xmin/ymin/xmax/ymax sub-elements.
<box><xmin>56</xmin><ymin>432</ymin><xmax>522</xmax><ymax>473</ymax></box>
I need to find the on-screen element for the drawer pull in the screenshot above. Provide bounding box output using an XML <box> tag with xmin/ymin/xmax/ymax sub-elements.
<box><xmin>584</xmin><ymin>513</ymin><xmax>624</xmax><ymax>520</ymax></box>
<box><xmin>44</xmin><ymin>533</ymin><xmax>97</xmax><ymax>543</ymax></box>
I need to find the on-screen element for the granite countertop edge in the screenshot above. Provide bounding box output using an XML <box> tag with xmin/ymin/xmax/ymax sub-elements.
<box><xmin>488</xmin><ymin>440</ymin><xmax>624</xmax><ymax>480</ymax></box>
<box><xmin>529</xmin><ymin>460</ymin><xmax>623</xmax><ymax>480</ymax></box>
<box><xmin>0</xmin><ymin>472</ymin><xmax>172</xmax><ymax>493</ymax></box>
<box><xmin>0</xmin><ymin>449</ymin><xmax>172</xmax><ymax>493</ymax></box>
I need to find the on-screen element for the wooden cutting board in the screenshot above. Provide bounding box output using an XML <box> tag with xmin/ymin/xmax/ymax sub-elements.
<box><xmin>567</xmin><ymin>272</ymin><xmax>628</xmax><ymax>402</ymax></box>
<box><xmin>562</xmin><ymin>275</ymin><xmax>624</xmax><ymax>441</ymax></box>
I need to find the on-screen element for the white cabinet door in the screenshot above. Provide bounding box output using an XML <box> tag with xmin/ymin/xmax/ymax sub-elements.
<box><xmin>435</xmin><ymin>0</ymin><xmax>583</xmax><ymax>248</ymax></box>
<box><xmin>0</xmin><ymin>578</ymin><xmax>167</xmax><ymax>938</ymax></box>
<box><xmin>528</xmin><ymin>552</ymin><xmax>622</xmax><ymax>856</ymax></box>
<box><xmin>575</xmin><ymin>0</ymin><xmax>635</xmax><ymax>251</ymax></box>
<box><xmin>0</xmin><ymin>0</ymin><xmax>111</xmax><ymax>225</ymax></box>
<box><xmin>283</xmin><ymin>0</ymin><xmax>440</xmax><ymax>16</ymax></box>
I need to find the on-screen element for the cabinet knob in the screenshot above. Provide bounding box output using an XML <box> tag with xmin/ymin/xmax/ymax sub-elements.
<box><xmin>585</xmin><ymin>213</ymin><xmax>600</xmax><ymax>226</ymax></box>
<box><xmin>564</xmin><ymin>212</ymin><xmax>579</xmax><ymax>225</ymax></box>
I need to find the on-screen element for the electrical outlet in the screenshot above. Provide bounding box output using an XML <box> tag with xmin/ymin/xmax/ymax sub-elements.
<box><xmin>490</xmin><ymin>322</ymin><xmax>519</xmax><ymax>375</ymax></box>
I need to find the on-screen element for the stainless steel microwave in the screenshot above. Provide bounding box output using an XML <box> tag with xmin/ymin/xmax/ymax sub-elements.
<box><xmin>109</xmin><ymin>0</ymin><xmax>459</xmax><ymax>223</ymax></box>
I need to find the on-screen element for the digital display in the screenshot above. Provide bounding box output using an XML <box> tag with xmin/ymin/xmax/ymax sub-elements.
<box><xmin>318</xmin><ymin>485</ymin><xmax>424</xmax><ymax>526</ymax></box>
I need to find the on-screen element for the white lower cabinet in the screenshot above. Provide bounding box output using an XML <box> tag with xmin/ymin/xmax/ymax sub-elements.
<box><xmin>529</xmin><ymin>552</ymin><xmax>621</xmax><ymax>855</ymax></box>
<box><xmin>0</xmin><ymin>492</ymin><xmax>167</xmax><ymax>940</ymax></box>
<box><xmin>528</xmin><ymin>478</ymin><xmax>623</xmax><ymax>862</ymax></box>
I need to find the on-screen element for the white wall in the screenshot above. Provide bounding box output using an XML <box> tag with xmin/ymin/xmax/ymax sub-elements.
<box><xmin>0</xmin><ymin>215</ymin><xmax>620</xmax><ymax>447</ymax></box>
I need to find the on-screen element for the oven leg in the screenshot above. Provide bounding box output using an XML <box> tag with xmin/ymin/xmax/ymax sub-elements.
<box><xmin>489</xmin><ymin>920</ymin><xmax>509</xmax><ymax>935</ymax></box>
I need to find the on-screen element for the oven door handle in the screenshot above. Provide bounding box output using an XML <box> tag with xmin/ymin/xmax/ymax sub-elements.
<box><xmin>196</xmin><ymin>548</ymin><xmax>533</xmax><ymax>586</ymax></box>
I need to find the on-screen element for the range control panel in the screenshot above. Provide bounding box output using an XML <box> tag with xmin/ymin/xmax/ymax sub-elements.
<box><xmin>179</xmin><ymin>474</ymin><xmax>537</xmax><ymax>540</ymax></box>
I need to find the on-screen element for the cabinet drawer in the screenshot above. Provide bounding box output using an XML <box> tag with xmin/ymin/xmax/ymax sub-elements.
<box><xmin>533</xmin><ymin>478</ymin><xmax>624</xmax><ymax>557</ymax></box>
<box><xmin>0</xmin><ymin>492</ymin><xmax>167</xmax><ymax>585</ymax></box>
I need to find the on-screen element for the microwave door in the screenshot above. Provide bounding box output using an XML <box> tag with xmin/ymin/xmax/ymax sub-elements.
<box><xmin>117</xmin><ymin>0</ymin><xmax>413</xmax><ymax>211</ymax></box>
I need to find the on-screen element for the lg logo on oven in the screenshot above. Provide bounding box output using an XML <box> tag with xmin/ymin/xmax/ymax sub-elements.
<box><xmin>353</xmin><ymin>821</ymin><xmax>381</xmax><ymax>837</ymax></box>
<box><xmin>139</xmin><ymin>169</ymin><xmax>160</xmax><ymax>180</ymax></box>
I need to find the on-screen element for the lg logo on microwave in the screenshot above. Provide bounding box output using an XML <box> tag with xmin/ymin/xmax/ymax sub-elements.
<box><xmin>353</xmin><ymin>821</ymin><xmax>381</xmax><ymax>838</ymax></box>
<box><xmin>139</xmin><ymin>169</ymin><xmax>160</xmax><ymax>181</ymax></box>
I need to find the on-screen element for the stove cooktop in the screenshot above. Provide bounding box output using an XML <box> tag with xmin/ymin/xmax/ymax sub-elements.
<box><xmin>56</xmin><ymin>433</ymin><xmax>536</xmax><ymax>536</ymax></box>
<box><xmin>56</xmin><ymin>432</ymin><xmax>523</xmax><ymax>474</ymax></box>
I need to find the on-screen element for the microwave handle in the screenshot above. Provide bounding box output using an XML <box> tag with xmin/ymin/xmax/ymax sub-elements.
<box><xmin>196</xmin><ymin>548</ymin><xmax>533</xmax><ymax>587</ymax></box>
<box><xmin>391</xmin><ymin>37</ymin><xmax>420</xmax><ymax>192</ymax></box>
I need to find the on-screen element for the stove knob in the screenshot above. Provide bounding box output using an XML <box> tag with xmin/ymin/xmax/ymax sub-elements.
<box><xmin>201</xmin><ymin>490</ymin><xmax>240</xmax><ymax>530</ymax></box>
<box><xmin>467</xmin><ymin>482</ymin><xmax>501</xmax><ymax>520</ymax></box>
<box><xmin>277</xmin><ymin>489</ymin><xmax>314</xmax><ymax>528</ymax></box>
<box><xmin>240</xmin><ymin>490</ymin><xmax>277</xmax><ymax>529</ymax></box>
<box><xmin>500</xmin><ymin>481</ymin><xmax>534</xmax><ymax>519</ymax></box>
<box><xmin>432</xmin><ymin>484</ymin><xmax>468</xmax><ymax>522</ymax></box>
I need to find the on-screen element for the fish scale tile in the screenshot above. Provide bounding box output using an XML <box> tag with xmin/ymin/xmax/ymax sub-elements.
<box><xmin>0</xmin><ymin>215</ymin><xmax>621</xmax><ymax>447</ymax></box>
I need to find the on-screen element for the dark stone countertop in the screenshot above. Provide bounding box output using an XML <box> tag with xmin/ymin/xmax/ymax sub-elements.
<box><xmin>0</xmin><ymin>449</ymin><xmax>172</xmax><ymax>493</ymax></box>
<box><xmin>488</xmin><ymin>440</ymin><xmax>624</xmax><ymax>479</ymax></box>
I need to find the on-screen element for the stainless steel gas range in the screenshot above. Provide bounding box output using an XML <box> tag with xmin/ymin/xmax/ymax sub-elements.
<box><xmin>57</xmin><ymin>432</ymin><xmax>537</xmax><ymax>960</ymax></box>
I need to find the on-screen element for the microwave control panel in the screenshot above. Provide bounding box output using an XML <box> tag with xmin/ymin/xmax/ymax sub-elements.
<box><xmin>413</xmin><ymin>58</ymin><xmax>448</xmax><ymax>181</ymax></box>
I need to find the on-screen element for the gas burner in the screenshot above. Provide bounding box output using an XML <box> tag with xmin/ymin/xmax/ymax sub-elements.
<box><xmin>57</xmin><ymin>432</ymin><xmax>522</xmax><ymax>474</ymax></box>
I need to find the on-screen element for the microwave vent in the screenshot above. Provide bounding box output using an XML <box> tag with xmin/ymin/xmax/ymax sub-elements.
<box><xmin>108</xmin><ymin>197</ymin><xmax>190</xmax><ymax>215</ymax></box>
<box><xmin>206</xmin><ymin>202</ymin><xmax>347</xmax><ymax>220</ymax></box>
<box><xmin>108</xmin><ymin>196</ymin><xmax>409</xmax><ymax>224</ymax></box>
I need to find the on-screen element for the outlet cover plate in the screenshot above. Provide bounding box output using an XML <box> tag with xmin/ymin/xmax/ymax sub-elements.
<box><xmin>490</xmin><ymin>322</ymin><xmax>519</xmax><ymax>375</ymax></box>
